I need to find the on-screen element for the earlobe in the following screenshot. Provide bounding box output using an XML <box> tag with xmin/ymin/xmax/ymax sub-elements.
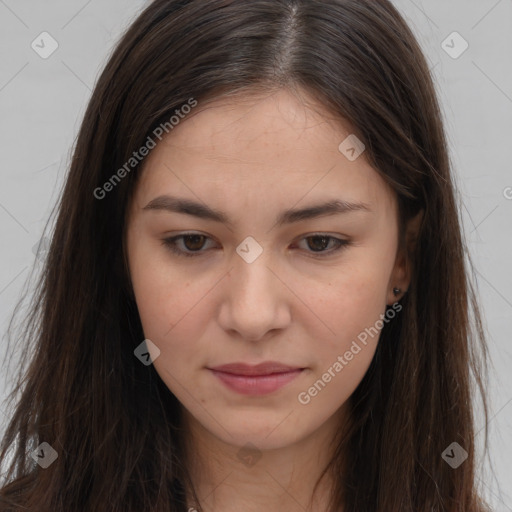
<box><xmin>387</xmin><ymin>209</ymin><xmax>424</xmax><ymax>305</ymax></box>
<box><xmin>387</xmin><ymin>250</ymin><xmax>408</xmax><ymax>305</ymax></box>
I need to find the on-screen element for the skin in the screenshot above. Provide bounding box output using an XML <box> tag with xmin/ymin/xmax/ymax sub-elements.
<box><xmin>125</xmin><ymin>87</ymin><xmax>419</xmax><ymax>512</ymax></box>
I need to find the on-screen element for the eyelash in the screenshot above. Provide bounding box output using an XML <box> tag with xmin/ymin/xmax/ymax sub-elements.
<box><xmin>161</xmin><ymin>233</ymin><xmax>350</xmax><ymax>258</ymax></box>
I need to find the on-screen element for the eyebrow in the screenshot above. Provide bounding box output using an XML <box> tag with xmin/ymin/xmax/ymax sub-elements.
<box><xmin>142</xmin><ymin>195</ymin><xmax>371</xmax><ymax>228</ymax></box>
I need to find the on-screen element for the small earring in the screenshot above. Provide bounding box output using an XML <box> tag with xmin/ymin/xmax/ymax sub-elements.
<box><xmin>393</xmin><ymin>287</ymin><xmax>401</xmax><ymax>297</ymax></box>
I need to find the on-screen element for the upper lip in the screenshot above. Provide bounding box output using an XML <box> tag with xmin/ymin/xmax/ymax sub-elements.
<box><xmin>209</xmin><ymin>362</ymin><xmax>303</xmax><ymax>376</ymax></box>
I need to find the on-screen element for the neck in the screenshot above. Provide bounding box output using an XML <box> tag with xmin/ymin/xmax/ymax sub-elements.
<box><xmin>182</xmin><ymin>405</ymin><xmax>349</xmax><ymax>512</ymax></box>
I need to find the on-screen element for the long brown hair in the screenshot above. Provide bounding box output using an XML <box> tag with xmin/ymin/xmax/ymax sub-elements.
<box><xmin>0</xmin><ymin>0</ymin><xmax>493</xmax><ymax>510</ymax></box>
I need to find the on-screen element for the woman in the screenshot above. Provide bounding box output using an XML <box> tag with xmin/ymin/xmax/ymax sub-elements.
<box><xmin>0</xmin><ymin>0</ymin><xmax>493</xmax><ymax>510</ymax></box>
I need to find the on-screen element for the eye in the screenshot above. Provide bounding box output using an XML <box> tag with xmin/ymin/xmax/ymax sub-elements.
<box><xmin>162</xmin><ymin>233</ymin><xmax>215</xmax><ymax>258</ymax></box>
<box><xmin>161</xmin><ymin>233</ymin><xmax>350</xmax><ymax>258</ymax></box>
<box><xmin>294</xmin><ymin>234</ymin><xmax>350</xmax><ymax>257</ymax></box>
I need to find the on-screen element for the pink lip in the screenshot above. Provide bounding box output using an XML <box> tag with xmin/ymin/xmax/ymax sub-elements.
<box><xmin>208</xmin><ymin>362</ymin><xmax>305</xmax><ymax>396</ymax></box>
<box><xmin>210</xmin><ymin>361</ymin><xmax>302</xmax><ymax>376</ymax></box>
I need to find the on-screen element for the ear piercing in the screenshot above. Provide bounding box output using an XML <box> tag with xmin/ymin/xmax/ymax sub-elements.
<box><xmin>393</xmin><ymin>287</ymin><xmax>401</xmax><ymax>297</ymax></box>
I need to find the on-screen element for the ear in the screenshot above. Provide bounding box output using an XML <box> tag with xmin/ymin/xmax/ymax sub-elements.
<box><xmin>386</xmin><ymin>210</ymin><xmax>423</xmax><ymax>305</ymax></box>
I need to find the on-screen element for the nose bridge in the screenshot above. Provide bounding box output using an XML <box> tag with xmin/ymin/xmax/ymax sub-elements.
<box><xmin>231</xmin><ymin>237</ymin><xmax>278</xmax><ymax>305</ymax></box>
<box><xmin>219</xmin><ymin>238</ymin><xmax>289</xmax><ymax>339</ymax></box>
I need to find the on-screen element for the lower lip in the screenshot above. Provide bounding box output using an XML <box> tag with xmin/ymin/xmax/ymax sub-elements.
<box><xmin>209</xmin><ymin>369</ymin><xmax>304</xmax><ymax>395</ymax></box>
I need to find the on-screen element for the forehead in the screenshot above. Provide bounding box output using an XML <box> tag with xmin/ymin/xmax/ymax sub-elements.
<box><xmin>134</xmin><ymin>88</ymin><xmax>396</xmax><ymax>216</ymax></box>
<box><xmin>151</xmin><ymin>88</ymin><xmax>351</xmax><ymax>163</ymax></box>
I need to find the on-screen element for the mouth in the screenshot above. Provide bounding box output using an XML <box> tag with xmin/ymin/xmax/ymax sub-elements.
<box><xmin>207</xmin><ymin>362</ymin><xmax>306</xmax><ymax>395</ymax></box>
<box><xmin>209</xmin><ymin>361</ymin><xmax>304</xmax><ymax>376</ymax></box>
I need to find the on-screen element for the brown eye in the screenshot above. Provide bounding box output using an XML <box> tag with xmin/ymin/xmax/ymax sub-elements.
<box><xmin>305</xmin><ymin>235</ymin><xmax>331</xmax><ymax>252</ymax></box>
<box><xmin>162</xmin><ymin>233</ymin><xmax>215</xmax><ymax>258</ymax></box>
<box><xmin>181</xmin><ymin>234</ymin><xmax>207</xmax><ymax>251</ymax></box>
<box><xmin>298</xmin><ymin>235</ymin><xmax>349</xmax><ymax>255</ymax></box>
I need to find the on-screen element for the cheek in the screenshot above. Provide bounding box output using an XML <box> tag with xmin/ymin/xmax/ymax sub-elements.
<box><xmin>128</xmin><ymin>238</ymin><xmax>219</xmax><ymax>388</ymax></box>
<box><xmin>295</xmin><ymin>250</ymin><xmax>396</xmax><ymax>411</ymax></box>
<box><xmin>131</xmin><ymin>271</ymin><xmax>226</xmax><ymax>419</ymax></box>
<box><xmin>295</xmin><ymin>269</ymin><xmax>391</xmax><ymax>414</ymax></box>
<box><xmin>131</xmin><ymin>271</ymin><xmax>205</xmax><ymax>394</ymax></box>
<box><xmin>131</xmin><ymin>263</ymin><xmax>206</xmax><ymax>346</ymax></box>
<box><xmin>310</xmin><ymin>252</ymin><xmax>394</xmax><ymax>352</ymax></box>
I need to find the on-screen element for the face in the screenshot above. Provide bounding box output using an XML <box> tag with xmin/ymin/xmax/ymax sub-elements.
<box><xmin>126</xmin><ymin>88</ymin><xmax>410</xmax><ymax>451</ymax></box>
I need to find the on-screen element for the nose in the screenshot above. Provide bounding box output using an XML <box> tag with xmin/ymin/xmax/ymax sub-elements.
<box><xmin>217</xmin><ymin>250</ymin><xmax>291</xmax><ymax>342</ymax></box>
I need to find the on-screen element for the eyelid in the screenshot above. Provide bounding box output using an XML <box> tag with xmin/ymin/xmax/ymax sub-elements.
<box><xmin>161</xmin><ymin>232</ymin><xmax>351</xmax><ymax>258</ymax></box>
<box><xmin>162</xmin><ymin>232</ymin><xmax>217</xmax><ymax>258</ymax></box>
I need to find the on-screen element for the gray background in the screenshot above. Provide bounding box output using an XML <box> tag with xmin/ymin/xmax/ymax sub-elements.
<box><xmin>0</xmin><ymin>0</ymin><xmax>510</xmax><ymax>508</ymax></box>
